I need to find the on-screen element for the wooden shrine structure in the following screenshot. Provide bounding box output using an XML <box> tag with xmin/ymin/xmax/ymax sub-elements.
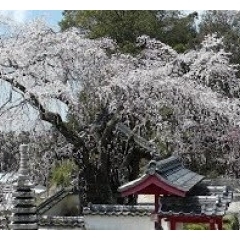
<box><xmin>118</xmin><ymin>156</ymin><xmax>233</xmax><ymax>230</ymax></box>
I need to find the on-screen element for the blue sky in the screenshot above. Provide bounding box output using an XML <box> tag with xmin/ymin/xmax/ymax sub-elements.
<box><xmin>26</xmin><ymin>11</ymin><xmax>63</xmax><ymax>27</ymax></box>
<box><xmin>0</xmin><ymin>10</ymin><xmax>63</xmax><ymax>28</ymax></box>
<box><xmin>1</xmin><ymin>10</ymin><xmax>200</xmax><ymax>29</ymax></box>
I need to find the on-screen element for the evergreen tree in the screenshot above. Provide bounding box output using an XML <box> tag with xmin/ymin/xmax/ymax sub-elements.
<box><xmin>59</xmin><ymin>10</ymin><xmax>198</xmax><ymax>53</ymax></box>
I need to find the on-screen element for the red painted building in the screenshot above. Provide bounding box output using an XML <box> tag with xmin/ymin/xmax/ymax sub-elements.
<box><xmin>118</xmin><ymin>156</ymin><xmax>233</xmax><ymax>230</ymax></box>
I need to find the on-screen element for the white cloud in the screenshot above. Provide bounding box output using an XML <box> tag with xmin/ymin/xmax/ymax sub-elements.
<box><xmin>0</xmin><ymin>10</ymin><xmax>28</xmax><ymax>23</ymax></box>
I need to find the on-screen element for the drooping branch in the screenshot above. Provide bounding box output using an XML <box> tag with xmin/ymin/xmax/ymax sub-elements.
<box><xmin>0</xmin><ymin>74</ymin><xmax>87</xmax><ymax>153</ymax></box>
<box><xmin>0</xmin><ymin>89</ymin><xmax>12</xmax><ymax>112</ymax></box>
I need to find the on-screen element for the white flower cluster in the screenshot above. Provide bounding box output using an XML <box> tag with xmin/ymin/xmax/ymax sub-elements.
<box><xmin>1</xmin><ymin>18</ymin><xmax>240</xmax><ymax>173</ymax></box>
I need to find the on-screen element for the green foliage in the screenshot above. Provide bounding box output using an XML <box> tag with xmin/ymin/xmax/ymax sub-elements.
<box><xmin>50</xmin><ymin>161</ymin><xmax>77</xmax><ymax>187</ymax></box>
<box><xmin>184</xmin><ymin>214</ymin><xmax>239</xmax><ymax>230</ymax></box>
<box><xmin>59</xmin><ymin>10</ymin><xmax>198</xmax><ymax>54</ymax></box>
<box><xmin>119</xmin><ymin>41</ymin><xmax>141</xmax><ymax>55</ymax></box>
<box><xmin>183</xmin><ymin>223</ymin><xmax>208</xmax><ymax>230</ymax></box>
<box><xmin>199</xmin><ymin>11</ymin><xmax>240</xmax><ymax>76</ymax></box>
<box><xmin>223</xmin><ymin>214</ymin><xmax>239</xmax><ymax>230</ymax></box>
<box><xmin>59</xmin><ymin>10</ymin><xmax>157</xmax><ymax>53</ymax></box>
<box><xmin>156</xmin><ymin>11</ymin><xmax>199</xmax><ymax>52</ymax></box>
<box><xmin>173</xmin><ymin>43</ymin><xmax>187</xmax><ymax>53</ymax></box>
<box><xmin>159</xmin><ymin>106</ymin><xmax>174</xmax><ymax>121</ymax></box>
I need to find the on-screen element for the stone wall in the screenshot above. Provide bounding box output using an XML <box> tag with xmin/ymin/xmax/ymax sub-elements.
<box><xmin>84</xmin><ymin>215</ymin><xmax>169</xmax><ymax>230</ymax></box>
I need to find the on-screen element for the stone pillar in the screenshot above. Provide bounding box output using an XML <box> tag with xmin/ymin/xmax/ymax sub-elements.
<box><xmin>9</xmin><ymin>144</ymin><xmax>38</xmax><ymax>230</ymax></box>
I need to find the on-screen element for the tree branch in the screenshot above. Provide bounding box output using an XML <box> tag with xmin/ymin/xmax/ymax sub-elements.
<box><xmin>0</xmin><ymin>89</ymin><xmax>12</xmax><ymax>112</ymax></box>
<box><xmin>0</xmin><ymin>74</ymin><xmax>87</xmax><ymax>152</ymax></box>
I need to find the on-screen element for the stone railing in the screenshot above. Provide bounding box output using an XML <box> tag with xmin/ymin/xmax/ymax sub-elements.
<box><xmin>37</xmin><ymin>187</ymin><xmax>73</xmax><ymax>215</ymax></box>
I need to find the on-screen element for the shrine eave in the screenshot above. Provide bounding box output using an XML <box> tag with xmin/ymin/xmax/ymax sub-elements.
<box><xmin>118</xmin><ymin>173</ymin><xmax>187</xmax><ymax>197</ymax></box>
<box><xmin>118</xmin><ymin>156</ymin><xmax>205</xmax><ymax>197</ymax></box>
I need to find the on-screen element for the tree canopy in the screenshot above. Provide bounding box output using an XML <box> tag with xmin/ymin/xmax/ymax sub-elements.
<box><xmin>199</xmin><ymin>10</ymin><xmax>240</xmax><ymax>73</ymax></box>
<box><xmin>1</xmin><ymin>14</ymin><xmax>240</xmax><ymax>207</ymax></box>
<box><xmin>59</xmin><ymin>10</ymin><xmax>198</xmax><ymax>53</ymax></box>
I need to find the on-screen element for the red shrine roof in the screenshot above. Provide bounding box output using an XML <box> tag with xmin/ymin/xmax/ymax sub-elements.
<box><xmin>118</xmin><ymin>156</ymin><xmax>204</xmax><ymax>197</ymax></box>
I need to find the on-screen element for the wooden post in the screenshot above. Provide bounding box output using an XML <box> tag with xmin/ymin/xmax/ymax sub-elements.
<box><xmin>209</xmin><ymin>219</ymin><xmax>216</xmax><ymax>230</ymax></box>
<box><xmin>170</xmin><ymin>219</ymin><xmax>176</xmax><ymax>230</ymax></box>
<box><xmin>154</xmin><ymin>194</ymin><xmax>159</xmax><ymax>213</ymax></box>
<box><xmin>154</xmin><ymin>194</ymin><xmax>160</xmax><ymax>230</ymax></box>
<box><xmin>217</xmin><ymin>218</ymin><xmax>223</xmax><ymax>230</ymax></box>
